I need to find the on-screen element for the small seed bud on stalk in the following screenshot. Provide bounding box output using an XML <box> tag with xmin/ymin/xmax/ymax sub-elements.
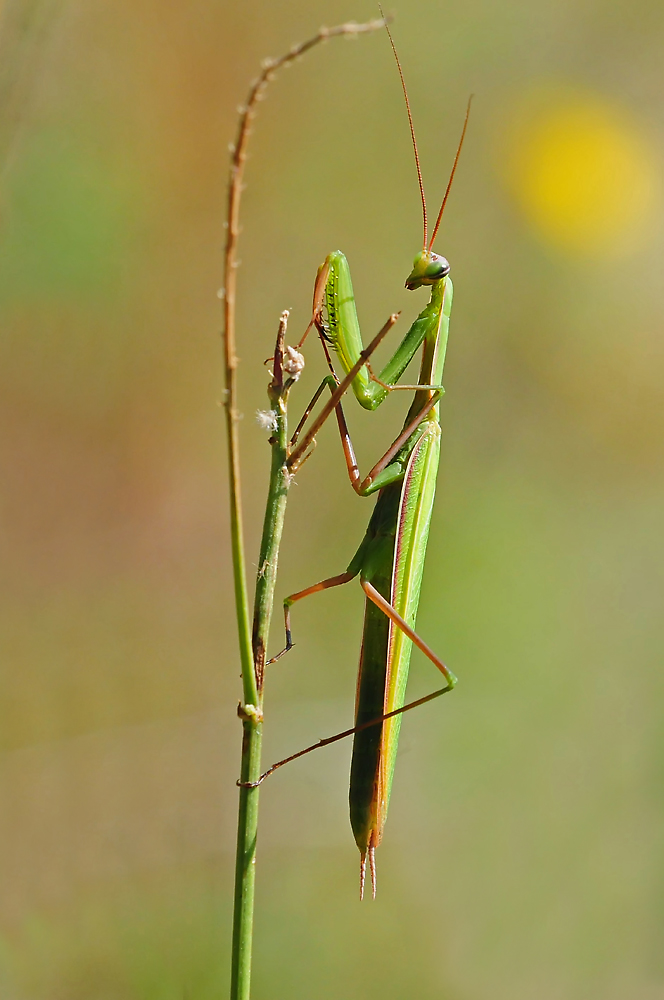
<box><xmin>283</xmin><ymin>345</ymin><xmax>305</xmax><ymax>380</ymax></box>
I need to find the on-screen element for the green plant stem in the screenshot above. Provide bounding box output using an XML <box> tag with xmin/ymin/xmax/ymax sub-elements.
<box><xmin>230</xmin><ymin>318</ymin><xmax>293</xmax><ymax>1000</ymax></box>
<box><xmin>230</xmin><ymin>720</ymin><xmax>262</xmax><ymax>1000</ymax></box>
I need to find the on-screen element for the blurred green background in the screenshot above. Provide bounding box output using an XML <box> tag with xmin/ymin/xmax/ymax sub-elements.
<box><xmin>1</xmin><ymin>0</ymin><xmax>663</xmax><ymax>997</ymax></box>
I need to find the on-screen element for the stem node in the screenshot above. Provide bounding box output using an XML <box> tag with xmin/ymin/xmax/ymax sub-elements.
<box><xmin>237</xmin><ymin>702</ymin><xmax>264</xmax><ymax>724</ymax></box>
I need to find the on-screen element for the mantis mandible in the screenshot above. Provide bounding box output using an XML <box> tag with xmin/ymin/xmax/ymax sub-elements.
<box><xmin>247</xmin><ymin>21</ymin><xmax>470</xmax><ymax>900</ymax></box>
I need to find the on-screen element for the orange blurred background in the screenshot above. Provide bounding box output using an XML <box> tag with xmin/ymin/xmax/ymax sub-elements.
<box><xmin>1</xmin><ymin>1</ymin><xmax>663</xmax><ymax>997</ymax></box>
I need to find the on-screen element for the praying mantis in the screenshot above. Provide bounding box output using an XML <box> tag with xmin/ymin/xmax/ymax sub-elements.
<box><xmin>245</xmin><ymin>21</ymin><xmax>470</xmax><ymax>901</ymax></box>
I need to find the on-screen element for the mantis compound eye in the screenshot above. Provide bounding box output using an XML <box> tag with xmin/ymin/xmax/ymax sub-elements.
<box><xmin>405</xmin><ymin>250</ymin><xmax>450</xmax><ymax>289</ymax></box>
<box><xmin>429</xmin><ymin>253</ymin><xmax>450</xmax><ymax>277</ymax></box>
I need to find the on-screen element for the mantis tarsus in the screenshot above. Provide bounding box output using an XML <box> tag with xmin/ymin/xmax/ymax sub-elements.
<box><xmin>246</xmin><ymin>22</ymin><xmax>470</xmax><ymax>901</ymax></box>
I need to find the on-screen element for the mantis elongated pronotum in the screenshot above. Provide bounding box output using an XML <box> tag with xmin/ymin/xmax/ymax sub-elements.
<box><xmin>244</xmin><ymin>21</ymin><xmax>471</xmax><ymax>900</ymax></box>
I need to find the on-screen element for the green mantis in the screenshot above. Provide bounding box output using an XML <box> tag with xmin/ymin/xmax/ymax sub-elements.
<box><xmin>248</xmin><ymin>23</ymin><xmax>470</xmax><ymax>900</ymax></box>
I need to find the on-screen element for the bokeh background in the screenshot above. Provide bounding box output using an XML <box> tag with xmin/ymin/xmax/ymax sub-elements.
<box><xmin>1</xmin><ymin>0</ymin><xmax>663</xmax><ymax>997</ymax></box>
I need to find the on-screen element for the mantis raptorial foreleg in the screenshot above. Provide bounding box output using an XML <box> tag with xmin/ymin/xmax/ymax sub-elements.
<box><xmin>286</xmin><ymin>311</ymin><xmax>400</xmax><ymax>475</ymax></box>
<box><xmin>289</xmin><ymin>372</ymin><xmax>440</xmax><ymax>492</ymax></box>
<box><xmin>300</xmin><ymin>253</ymin><xmax>447</xmax><ymax>406</ymax></box>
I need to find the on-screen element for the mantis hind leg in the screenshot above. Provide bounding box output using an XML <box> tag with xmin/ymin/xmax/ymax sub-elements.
<box><xmin>361</xmin><ymin>579</ymin><xmax>457</xmax><ymax>687</ymax></box>
<box><xmin>240</xmin><ymin>659</ymin><xmax>455</xmax><ymax>788</ymax></box>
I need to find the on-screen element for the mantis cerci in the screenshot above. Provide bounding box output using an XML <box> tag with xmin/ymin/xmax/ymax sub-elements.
<box><xmin>245</xmin><ymin>21</ymin><xmax>470</xmax><ymax>901</ymax></box>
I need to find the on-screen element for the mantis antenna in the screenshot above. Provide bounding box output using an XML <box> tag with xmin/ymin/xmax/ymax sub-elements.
<box><xmin>380</xmin><ymin>8</ymin><xmax>428</xmax><ymax>250</ymax></box>
<box><xmin>429</xmin><ymin>95</ymin><xmax>473</xmax><ymax>250</ymax></box>
<box><xmin>380</xmin><ymin>9</ymin><xmax>472</xmax><ymax>253</ymax></box>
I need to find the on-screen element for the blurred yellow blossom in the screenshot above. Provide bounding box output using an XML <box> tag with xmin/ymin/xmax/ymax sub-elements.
<box><xmin>506</xmin><ymin>89</ymin><xmax>660</xmax><ymax>256</ymax></box>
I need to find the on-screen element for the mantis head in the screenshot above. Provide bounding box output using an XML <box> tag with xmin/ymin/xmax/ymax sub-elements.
<box><xmin>405</xmin><ymin>250</ymin><xmax>450</xmax><ymax>290</ymax></box>
<box><xmin>381</xmin><ymin>18</ymin><xmax>470</xmax><ymax>295</ymax></box>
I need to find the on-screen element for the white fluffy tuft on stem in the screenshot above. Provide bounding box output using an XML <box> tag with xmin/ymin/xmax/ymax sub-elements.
<box><xmin>256</xmin><ymin>409</ymin><xmax>278</xmax><ymax>432</ymax></box>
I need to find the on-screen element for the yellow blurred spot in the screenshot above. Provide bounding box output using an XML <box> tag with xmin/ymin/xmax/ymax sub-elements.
<box><xmin>508</xmin><ymin>92</ymin><xmax>659</xmax><ymax>257</ymax></box>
